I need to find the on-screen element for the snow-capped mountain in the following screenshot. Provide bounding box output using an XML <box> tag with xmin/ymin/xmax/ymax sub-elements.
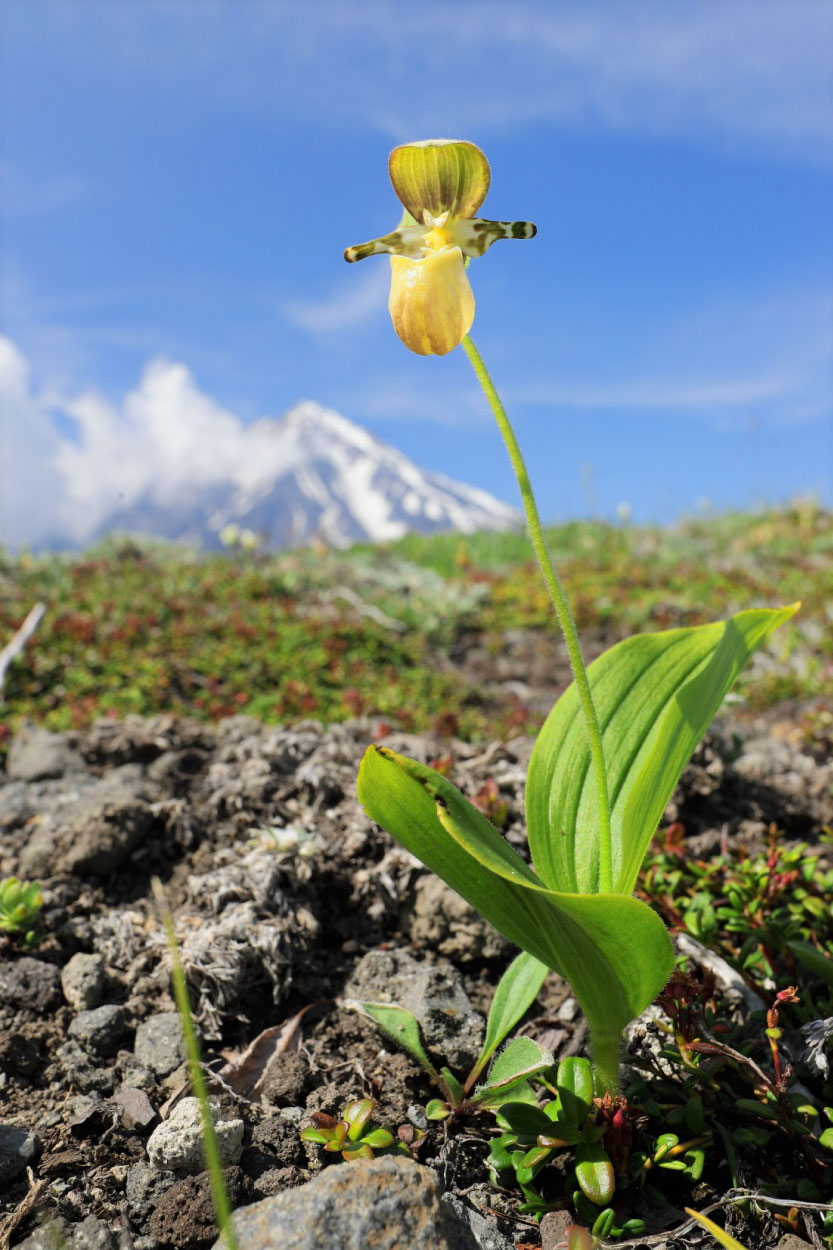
<box><xmin>94</xmin><ymin>402</ymin><xmax>518</xmax><ymax>549</ymax></box>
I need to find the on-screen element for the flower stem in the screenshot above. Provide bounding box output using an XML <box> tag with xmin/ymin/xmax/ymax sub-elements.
<box><xmin>590</xmin><ymin>1028</ymin><xmax>621</xmax><ymax>1096</ymax></box>
<box><xmin>461</xmin><ymin>334</ymin><xmax>612</xmax><ymax>892</ymax></box>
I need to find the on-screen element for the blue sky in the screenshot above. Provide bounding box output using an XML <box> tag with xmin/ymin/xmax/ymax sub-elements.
<box><xmin>2</xmin><ymin>0</ymin><xmax>832</xmax><ymax>546</ymax></box>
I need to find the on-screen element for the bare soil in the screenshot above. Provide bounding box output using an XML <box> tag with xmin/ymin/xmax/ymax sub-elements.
<box><xmin>0</xmin><ymin>700</ymin><xmax>830</xmax><ymax>1249</ymax></box>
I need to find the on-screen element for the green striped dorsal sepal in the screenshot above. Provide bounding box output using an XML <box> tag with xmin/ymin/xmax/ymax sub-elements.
<box><xmin>388</xmin><ymin>140</ymin><xmax>491</xmax><ymax>224</ymax></box>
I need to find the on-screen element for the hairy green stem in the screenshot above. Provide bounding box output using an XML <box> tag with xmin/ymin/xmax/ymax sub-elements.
<box><xmin>590</xmin><ymin>1030</ymin><xmax>621</xmax><ymax>1097</ymax></box>
<box><xmin>152</xmin><ymin>878</ymin><xmax>239</xmax><ymax>1250</ymax></box>
<box><xmin>461</xmin><ymin>334</ymin><xmax>613</xmax><ymax>893</ymax></box>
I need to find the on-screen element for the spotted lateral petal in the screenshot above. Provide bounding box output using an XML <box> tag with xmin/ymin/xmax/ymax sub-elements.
<box><xmin>389</xmin><ymin>140</ymin><xmax>490</xmax><ymax>224</ymax></box>
<box><xmin>344</xmin><ymin>224</ymin><xmax>428</xmax><ymax>263</ymax></box>
<box><xmin>454</xmin><ymin>217</ymin><xmax>538</xmax><ymax>258</ymax></box>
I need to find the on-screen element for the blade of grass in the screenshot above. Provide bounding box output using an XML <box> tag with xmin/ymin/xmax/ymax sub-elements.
<box><xmin>151</xmin><ymin>877</ymin><xmax>239</xmax><ymax>1250</ymax></box>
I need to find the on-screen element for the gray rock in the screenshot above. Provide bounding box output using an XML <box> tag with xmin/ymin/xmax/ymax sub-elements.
<box><xmin>15</xmin><ymin>1221</ymin><xmax>70</xmax><ymax>1250</ymax></box>
<box><xmin>19</xmin><ymin>767</ymin><xmax>155</xmax><ymax>877</ymax></box>
<box><xmin>406</xmin><ymin>876</ymin><xmax>510</xmax><ymax>963</ymax></box>
<box><xmin>134</xmin><ymin>1011</ymin><xmax>186</xmax><ymax>1077</ymax></box>
<box><xmin>6</xmin><ymin>726</ymin><xmax>86</xmax><ymax>781</ymax></box>
<box><xmin>115</xmin><ymin>1085</ymin><xmax>158</xmax><ymax>1133</ymax></box>
<box><xmin>540</xmin><ymin>1209</ymin><xmax>575</xmax><ymax>1250</ymax></box>
<box><xmin>0</xmin><ymin>957</ymin><xmax>62</xmax><ymax>1012</ymax></box>
<box><xmin>149</xmin><ymin>1166</ymin><xmax>251</xmax><ymax>1247</ymax></box>
<box><xmin>0</xmin><ymin>1123</ymin><xmax>41</xmax><ymax>1183</ymax></box>
<box><xmin>125</xmin><ymin>1161</ymin><xmax>178</xmax><ymax>1221</ymax></box>
<box><xmin>212</xmin><ymin>1156</ymin><xmax>504</xmax><ymax>1249</ymax></box>
<box><xmin>250</xmin><ymin>1115</ymin><xmax>306</xmax><ymax>1167</ymax></box>
<box><xmin>68</xmin><ymin>1004</ymin><xmax>127</xmax><ymax>1056</ymax></box>
<box><xmin>61</xmin><ymin>952</ymin><xmax>106</xmax><ymax>1011</ymax></box>
<box><xmin>116</xmin><ymin>1048</ymin><xmax>155</xmax><ymax>1089</ymax></box>
<box><xmin>346</xmin><ymin>948</ymin><xmax>484</xmax><ymax>1072</ymax></box>
<box><xmin>68</xmin><ymin>1215</ymin><xmax>117</xmax><ymax>1249</ymax></box>
<box><xmin>67</xmin><ymin>1098</ymin><xmax>118</xmax><ymax>1139</ymax></box>
<box><xmin>146</xmin><ymin>1097</ymin><xmax>243</xmax><ymax>1174</ymax></box>
<box><xmin>56</xmin><ymin>1041</ymin><xmax>116</xmax><ymax>1094</ymax></box>
<box><xmin>733</xmin><ymin>734</ymin><xmax>832</xmax><ymax>807</ymax></box>
<box><xmin>440</xmin><ymin>1194</ymin><xmax>515</xmax><ymax>1249</ymax></box>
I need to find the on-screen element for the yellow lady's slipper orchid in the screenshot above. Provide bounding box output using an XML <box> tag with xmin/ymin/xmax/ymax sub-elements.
<box><xmin>345</xmin><ymin>139</ymin><xmax>536</xmax><ymax>356</ymax></box>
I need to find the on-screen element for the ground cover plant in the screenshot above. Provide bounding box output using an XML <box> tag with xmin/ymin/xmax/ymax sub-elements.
<box><xmin>1</xmin><ymin>503</ymin><xmax>829</xmax><ymax>749</ymax></box>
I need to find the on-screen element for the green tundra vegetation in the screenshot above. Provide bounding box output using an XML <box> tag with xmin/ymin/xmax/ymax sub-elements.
<box><xmin>0</xmin><ymin>502</ymin><xmax>830</xmax><ymax>751</ymax></box>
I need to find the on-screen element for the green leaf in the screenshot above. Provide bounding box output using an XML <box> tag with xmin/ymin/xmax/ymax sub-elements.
<box><xmin>787</xmin><ymin>939</ymin><xmax>833</xmax><ymax>986</ymax></box>
<box><xmin>527</xmin><ymin>606</ymin><xmax>798</xmax><ymax>894</ymax></box>
<box><xmin>556</xmin><ymin>1057</ymin><xmax>594</xmax><ymax>1125</ymax></box>
<box><xmin>470</xmin><ymin>951</ymin><xmax>549</xmax><ymax>1082</ymax></box>
<box><xmin>592</xmin><ymin>1209</ymin><xmax>616</xmax><ymax>1239</ymax></box>
<box><xmin>440</xmin><ymin>1068</ymin><xmax>464</xmax><ymax>1105</ymax></box>
<box><xmin>343</xmin><ymin>1099</ymin><xmax>374</xmax><ymax>1141</ymax></box>
<box><xmin>357</xmin><ymin>747</ymin><xmax>674</xmax><ymax>1060</ymax></box>
<box><xmin>299</xmin><ymin>1127</ymin><xmax>327</xmax><ymax>1145</ymax></box>
<box><xmin>487</xmin><ymin>1132</ymin><xmax>516</xmax><ymax>1172</ymax></box>
<box><xmin>495</xmin><ymin>1102</ymin><xmax>551</xmax><ymax>1138</ymax></box>
<box><xmin>575</xmin><ymin>1142</ymin><xmax>615</xmax><ymax>1206</ymax></box>
<box><xmin>346</xmin><ymin>1000</ymin><xmax>439</xmax><ymax>1081</ymax></box>
<box><xmin>471</xmin><ymin>1037</ymin><xmax>553</xmax><ymax>1106</ymax></box>
<box><xmin>516</xmin><ymin>1144</ymin><xmax>553</xmax><ymax>1181</ymax></box>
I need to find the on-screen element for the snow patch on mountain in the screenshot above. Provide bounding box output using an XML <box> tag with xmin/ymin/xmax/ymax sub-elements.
<box><xmin>96</xmin><ymin>401</ymin><xmax>518</xmax><ymax>550</ymax></box>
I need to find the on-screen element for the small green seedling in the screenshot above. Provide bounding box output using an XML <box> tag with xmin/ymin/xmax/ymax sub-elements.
<box><xmin>300</xmin><ymin>1098</ymin><xmax>405</xmax><ymax>1161</ymax></box>
<box><xmin>348</xmin><ymin>948</ymin><xmax>552</xmax><ymax>1120</ymax></box>
<box><xmin>0</xmin><ymin>876</ymin><xmax>44</xmax><ymax>946</ymax></box>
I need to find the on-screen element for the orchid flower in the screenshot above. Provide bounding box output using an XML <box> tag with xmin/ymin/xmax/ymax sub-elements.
<box><xmin>344</xmin><ymin>139</ymin><xmax>536</xmax><ymax>355</ymax></box>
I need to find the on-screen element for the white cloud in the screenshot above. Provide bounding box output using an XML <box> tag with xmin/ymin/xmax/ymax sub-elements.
<box><xmin>25</xmin><ymin>0</ymin><xmax>833</xmax><ymax>159</ymax></box>
<box><xmin>511</xmin><ymin>372</ymin><xmax>798</xmax><ymax>413</ymax></box>
<box><xmin>0</xmin><ymin>339</ymin><xmax>277</xmax><ymax>546</ymax></box>
<box><xmin>0</xmin><ymin>338</ymin><xmax>67</xmax><ymax>548</ymax></box>
<box><xmin>55</xmin><ymin>358</ymin><xmax>307</xmax><ymax>541</ymax></box>
<box><xmin>1</xmin><ymin>281</ymin><xmax>829</xmax><ymax>551</ymax></box>
<box><xmin>284</xmin><ymin>265</ymin><xmax>389</xmax><ymax>333</ymax></box>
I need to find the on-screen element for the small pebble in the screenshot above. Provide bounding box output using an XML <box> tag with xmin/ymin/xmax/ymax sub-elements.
<box><xmin>134</xmin><ymin>1012</ymin><xmax>187</xmax><ymax>1078</ymax></box>
<box><xmin>68</xmin><ymin>1005</ymin><xmax>126</xmax><ymax>1057</ymax></box>
<box><xmin>146</xmin><ymin>1097</ymin><xmax>243</xmax><ymax>1174</ymax></box>
<box><xmin>61</xmin><ymin>952</ymin><xmax>106</xmax><ymax>1012</ymax></box>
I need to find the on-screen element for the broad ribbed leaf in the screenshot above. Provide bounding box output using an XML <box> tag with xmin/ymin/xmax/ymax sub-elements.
<box><xmin>471</xmin><ymin>951</ymin><xmax>549</xmax><ymax>1081</ymax></box>
<box><xmin>527</xmin><ymin>606</ymin><xmax>798</xmax><ymax>895</ymax></box>
<box><xmin>357</xmin><ymin>748</ymin><xmax>673</xmax><ymax>1051</ymax></box>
